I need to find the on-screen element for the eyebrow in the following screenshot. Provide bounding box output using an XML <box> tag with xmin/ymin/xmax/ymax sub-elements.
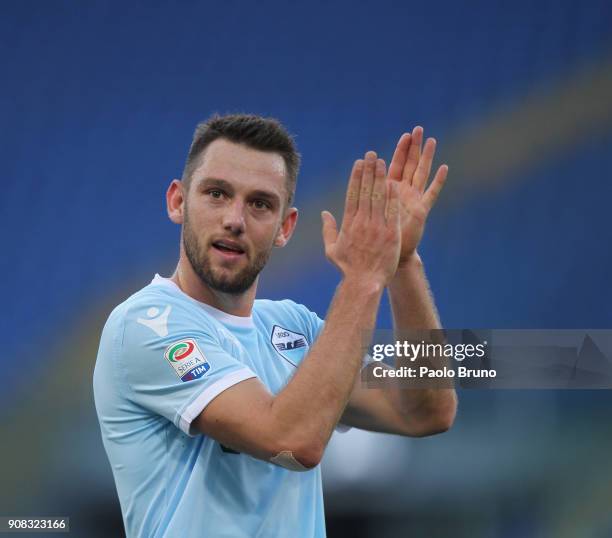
<box><xmin>198</xmin><ymin>177</ymin><xmax>234</xmax><ymax>192</ymax></box>
<box><xmin>198</xmin><ymin>177</ymin><xmax>282</xmax><ymax>206</ymax></box>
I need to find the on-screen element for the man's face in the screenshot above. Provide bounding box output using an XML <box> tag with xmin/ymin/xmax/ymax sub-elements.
<box><xmin>182</xmin><ymin>138</ymin><xmax>291</xmax><ymax>294</ymax></box>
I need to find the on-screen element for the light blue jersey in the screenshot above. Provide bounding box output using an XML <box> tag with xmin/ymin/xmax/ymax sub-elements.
<box><xmin>93</xmin><ymin>275</ymin><xmax>335</xmax><ymax>538</ymax></box>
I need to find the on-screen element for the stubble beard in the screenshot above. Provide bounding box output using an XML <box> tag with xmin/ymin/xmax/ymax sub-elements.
<box><xmin>182</xmin><ymin>210</ymin><xmax>271</xmax><ymax>295</ymax></box>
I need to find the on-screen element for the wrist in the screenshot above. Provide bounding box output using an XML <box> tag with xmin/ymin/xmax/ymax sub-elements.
<box><xmin>389</xmin><ymin>252</ymin><xmax>424</xmax><ymax>288</ymax></box>
<box><xmin>397</xmin><ymin>251</ymin><xmax>423</xmax><ymax>272</ymax></box>
<box><xmin>340</xmin><ymin>275</ymin><xmax>385</xmax><ymax>298</ymax></box>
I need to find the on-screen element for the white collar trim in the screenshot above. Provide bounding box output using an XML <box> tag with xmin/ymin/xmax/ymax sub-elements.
<box><xmin>151</xmin><ymin>274</ymin><xmax>255</xmax><ymax>328</ymax></box>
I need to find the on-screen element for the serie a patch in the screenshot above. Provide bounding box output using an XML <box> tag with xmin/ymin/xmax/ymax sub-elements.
<box><xmin>164</xmin><ymin>338</ymin><xmax>210</xmax><ymax>382</ymax></box>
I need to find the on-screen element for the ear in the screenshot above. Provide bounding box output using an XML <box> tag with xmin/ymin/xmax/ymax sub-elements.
<box><xmin>167</xmin><ymin>179</ymin><xmax>185</xmax><ymax>224</ymax></box>
<box><xmin>274</xmin><ymin>207</ymin><xmax>298</xmax><ymax>247</ymax></box>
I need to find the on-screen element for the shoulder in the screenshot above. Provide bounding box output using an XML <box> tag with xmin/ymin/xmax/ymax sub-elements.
<box><xmin>100</xmin><ymin>280</ymin><xmax>223</xmax><ymax>349</ymax></box>
<box><xmin>254</xmin><ymin>298</ymin><xmax>316</xmax><ymax>321</ymax></box>
<box><xmin>254</xmin><ymin>298</ymin><xmax>324</xmax><ymax>340</ymax></box>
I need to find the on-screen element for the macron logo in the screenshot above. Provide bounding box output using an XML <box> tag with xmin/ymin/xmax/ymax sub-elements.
<box><xmin>137</xmin><ymin>305</ymin><xmax>172</xmax><ymax>337</ymax></box>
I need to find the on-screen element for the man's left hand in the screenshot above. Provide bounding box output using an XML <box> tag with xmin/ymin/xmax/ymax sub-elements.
<box><xmin>387</xmin><ymin>126</ymin><xmax>448</xmax><ymax>268</ymax></box>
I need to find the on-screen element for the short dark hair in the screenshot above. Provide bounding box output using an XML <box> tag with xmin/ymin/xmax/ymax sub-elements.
<box><xmin>181</xmin><ymin>113</ymin><xmax>301</xmax><ymax>206</ymax></box>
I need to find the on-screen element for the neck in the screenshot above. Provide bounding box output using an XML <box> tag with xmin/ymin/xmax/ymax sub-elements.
<box><xmin>170</xmin><ymin>254</ymin><xmax>257</xmax><ymax>318</ymax></box>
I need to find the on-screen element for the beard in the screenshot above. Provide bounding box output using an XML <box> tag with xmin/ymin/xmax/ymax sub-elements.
<box><xmin>182</xmin><ymin>211</ymin><xmax>271</xmax><ymax>295</ymax></box>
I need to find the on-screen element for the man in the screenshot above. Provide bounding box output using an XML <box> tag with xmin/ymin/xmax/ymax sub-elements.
<box><xmin>93</xmin><ymin>114</ymin><xmax>457</xmax><ymax>538</ymax></box>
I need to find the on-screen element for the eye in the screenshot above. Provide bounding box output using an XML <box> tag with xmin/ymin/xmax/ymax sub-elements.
<box><xmin>207</xmin><ymin>189</ymin><xmax>225</xmax><ymax>200</ymax></box>
<box><xmin>251</xmin><ymin>199</ymin><xmax>271</xmax><ymax>210</ymax></box>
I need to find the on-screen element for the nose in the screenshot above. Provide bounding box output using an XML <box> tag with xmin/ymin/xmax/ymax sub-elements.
<box><xmin>222</xmin><ymin>199</ymin><xmax>246</xmax><ymax>236</ymax></box>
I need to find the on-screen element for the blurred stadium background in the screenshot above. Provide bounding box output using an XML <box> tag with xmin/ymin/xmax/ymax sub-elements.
<box><xmin>2</xmin><ymin>1</ymin><xmax>612</xmax><ymax>536</ymax></box>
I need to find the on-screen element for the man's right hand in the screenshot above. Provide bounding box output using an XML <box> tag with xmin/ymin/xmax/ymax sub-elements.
<box><xmin>321</xmin><ymin>151</ymin><xmax>401</xmax><ymax>288</ymax></box>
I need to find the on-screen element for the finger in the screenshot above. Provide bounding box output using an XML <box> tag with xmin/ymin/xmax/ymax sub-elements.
<box><xmin>387</xmin><ymin>133</ymin><xmax>411</xmax><ymax>181</ymax></box>
<box><xmin>423</xmin><ymin>164</ymin><xmax>448</xmax><ymax>211</ymax></box>
<box><xmin>403</xmin><ymin>126</ymin><xmax>423</xmax><ymax>184</ymax></box>
<box><xmin>359</xmin><ymin>150</ymin><xmax>377</xmax><ymax>217</ymax></box>
<box><xmin>371</xmin><ymin>158</ymin><xmax>387</xmax><ymax>220</ymax></box>
<box><xmin>413</xmin><ymin>137</ymin><xmax>436</xmax><ymax>193</ymax></box>
<box><xmin>321</xmin><ymin>210</ymin><xmax>338</xmax><ymax>249</ymax></box>
<box><xmin>344</xmin><ymin>159</ymin><xmax>363</xmax><ymax>221</ymax></box>
<box><xmin>386</xmin><ymin>180</ymin><xmax>400</xmax><ymax>230</ymax></box>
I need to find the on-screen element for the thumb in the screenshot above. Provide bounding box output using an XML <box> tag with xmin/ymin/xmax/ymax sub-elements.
<box><xmin>321</xmin><ymin>211</ymin><xmax>338</xmax><ymax>247</ymax></box>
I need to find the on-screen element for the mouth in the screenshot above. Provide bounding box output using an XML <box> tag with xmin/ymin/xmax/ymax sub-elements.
<box><xmin>211</xmin><ymin>239</ymin><xmax>247</xmax><ymax>259</ymax></box>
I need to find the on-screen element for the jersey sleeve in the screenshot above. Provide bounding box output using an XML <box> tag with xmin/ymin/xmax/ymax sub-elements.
<box><xmin>117</xmin><ymin>300</ymin><xmax>257</xmax><ymax>437</ymax></box>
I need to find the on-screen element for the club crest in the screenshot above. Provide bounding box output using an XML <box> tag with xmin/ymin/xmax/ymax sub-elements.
<box><xmin>271</xmin><ymin>325</ymin><xmax>309</xmax><ymax>367</ymax></box>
